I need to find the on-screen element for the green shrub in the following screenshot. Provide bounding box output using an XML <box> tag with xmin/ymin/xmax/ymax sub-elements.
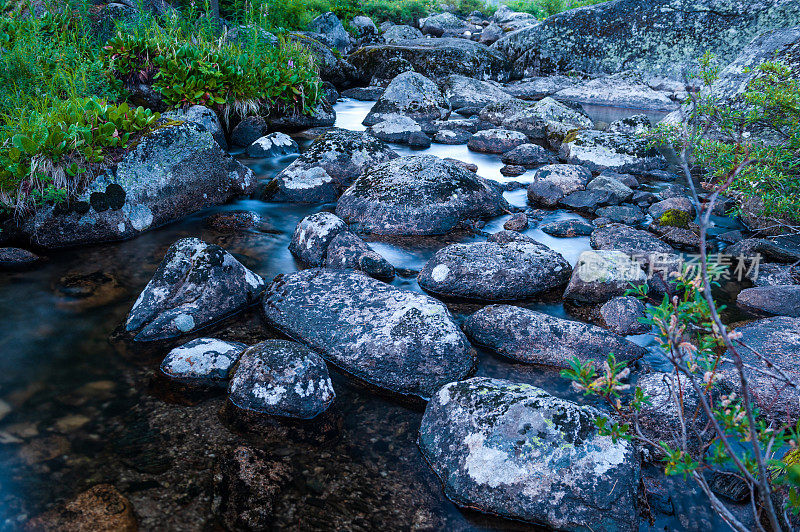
<box><xmin>451</xmin><ymin>0</ymin><xmax>497</xmax><ymax>17</ymax></box>
<box><xmin>506</xmin><ymin>0</ymin><xmax>607</xmax><ymax>19</ymax></box>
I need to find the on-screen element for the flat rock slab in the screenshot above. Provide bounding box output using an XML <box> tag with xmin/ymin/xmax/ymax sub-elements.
<box><xmin>559</xmin><ymin>130</ymin><xmax>667</xmax><ymax>174</ymax></box>
<box><xmin>262</xmin><ymin>269</ymin><xmax>475</xmax><ymax>402</ymax></box>
<box><xmin>160</xmin><ymin>338</ymin><xmax>247</xmax><ymax>387</ymax></box>
<box><xmin>418</xmin><ymin>241</ymin><xmax>571</xmax><ymax>300</ymax></box>
<box><xmin>467</xmin><ymin>128</ymin><xmax>529</xmax><ymax>154</ymax></box>
<box><xmin>539</xmin><ymin>219</ymin><xmax>594</xmax><ymax>237</ymax></box>
<box><xmin>736</xmin><ymin>285</ymin><xmax>800</xmax><ymax>317</ymax></box>
<box><xmin>126</xmin><ymin>238</ymin><xmax>265</xmax><ymax>341</ymax></box>
<box><xmin>590</xmin><ymin>223</ymin><xmax>673</xmax><ymax>261</ymax></box>
<box><xmin>336</xmin><ymin>155</ymin><xmax>508</xmax><ymax>236</ymax></box>
<box><xmin>419</xmin><ymin>377</ymin><xmax>639</xmax><ymax>531</ymax></box>
<box><xmin>228</xmin><ymin>340</ymin><xmax>335</xmax><ymax>419</ymax></box>
<box><xmin>464</xmin><ymin>304</ymin><xmax>646</xmax><ymax>368</ymax></box>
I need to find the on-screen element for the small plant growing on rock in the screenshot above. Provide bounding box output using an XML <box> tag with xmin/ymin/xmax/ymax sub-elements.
<box><xmin>658</xmin><ymin>208</ymin><xmax>691</xmax><ymax>229</ymax></box>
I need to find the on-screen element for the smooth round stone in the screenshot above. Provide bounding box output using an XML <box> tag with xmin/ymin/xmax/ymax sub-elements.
<box><xmin>160</xmin><ymin>338</ymin><xmax>247</xmax><ymax>387</ymax></box>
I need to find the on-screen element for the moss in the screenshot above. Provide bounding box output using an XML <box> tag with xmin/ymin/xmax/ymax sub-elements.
<box><xmin>659</xmin><ymin>209</ymin><xmax>691</xmax><ymax>229</ymax></box>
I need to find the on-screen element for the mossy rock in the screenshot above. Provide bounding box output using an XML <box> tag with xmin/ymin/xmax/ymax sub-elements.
<box><xmin>659</xmin><ymin>209</ymin><xmax>691</xmax><ymax>229</ymax></box>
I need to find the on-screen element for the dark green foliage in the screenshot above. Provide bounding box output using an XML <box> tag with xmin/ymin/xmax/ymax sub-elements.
<box><xmin>506</xmin><ymin>0</ymin><xmax>608</xmax><ymax>19</ymax></box>
<box><xmin>659</xmin><ymin>209</ymin><xmax>691</xmax><ymax>229</ymax></box>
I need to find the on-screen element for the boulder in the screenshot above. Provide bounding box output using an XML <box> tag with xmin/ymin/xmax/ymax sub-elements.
<box><xmin>501</xmin><ymin>97</ymin><xmax>593</xmax><ymax>142</ymax></box>
<box><xmin>21</xmin><ymin>122</ymin><xmax>254</xmax><ymax>248</ymax></box>
<box><xmin>500</xmin><ymin>143</ymin><xmax>556</xmax><ymax>167</ymax></box>
<box><xmin>419</xmin><ymin>377</ymin><xmax>639</xmax><ymax>531</ymax></box>
<box><xmin>163</xmin><ymin>104</ymin><xmax>227</xmax><ymax>149</ymax></box>
<box><xmin>362</xmin><ymin>72</ymin><xmax>449</xmax><ymax>127</ymax></box>
<box><xmin>160</xmin><ymin>338</ymin><xmax>247</xmax><ymax>387</ymax></box>
<box><xmin>265</xmin><ymin>129</ymin><xmax>397</xmax><ymax>203</ymax></box>
<box><xmin>586</xmin><ymin>174</ymin><xmax>634</xmax><ymax>204</ymax></box>
<box><xmin>491</xmin><ymin>0</ymin><xmax>800</xmax><ymax>79</ymax></box>
<box><xmin>245</xmin><ymin>132</ymin><xmax>298</xmax><ymax>158</ymax></box>
<box><xmin>539</xmin><ymin>218</ymin><xmax>594</xmax><ymax>237</ymax></box>
<box><xmin>351</xmin><ymin>15</ymin><xmax>377</xmax><ymax>37</ymax></box>
<box><xmin>467</xmin><ymin>128</ymin><xmax>529</xmax><ymax>154</ymax></box>
<box><xmin>370</xmin><ymin>114</ymin><xmax>423</xmax><ymax>144</ymax></box>
<box><xmin>324</xmin><ymin>231</ymin><xmax>395</xmax><ymax>281</ymax></box>
<box><xmin>479</xmin><ymin>22</ymin><xmax>503</xmax><ymax>45</ymax></box>
<box><xmin>559</xmin><ymin>189</ymin><xmax>615</xmax><ymax>211</ymax></box>
<box><xmin>382</xmin><ymin>24</ymin><xmax>423</xmax><ymax>42</ymax></box>
<box><xmin>502</xmin><ymin>75</ymin><xmax>580</xmax><ymax>100</ymax></box>
<box><xmin>636</xmin><ymin>372</ymin><xmax>707</xmax><ymax>453</ymax></box>
<box><xmin>228</xmin><ymin>340</ymin><xmax>335</xmax><ymax>419</ymax></box>
<box><xmin>600</xmin><ymin>296</ymin><xmax>650</xmax><ymax>335</ymax></box>
<box><xmin>464</xmin><ymin>305</ymin><xmax>646</xmax><ymax>367</ymax></box>
<box><xmin>607</xmin><ymin>114</ymin><xmax>653</xmax><ymax>135</ymax></box>
<box><xmin>417</xmin><ymin>241</ymin><xmax>571</xmax><ymax>300</ymax></box>
<box><xmin>267</xmin><ymin>101</ymin><xmax>336</xmax><ymax>132</ymax></box>
<box><xmin>649</xmin><ymin>197</ymin><xmax>696</xmax><ymax>221</ymax></box>
<box><xmin>526</xmin><ymin>164</ymin><xmax>592</xmax><ymax>207</ymax></box>
<box><xmin>230</xmin><ymin>115</ymin><xmax>268</xmax><ymax>147</ymax></box>
<box><xmin>0</xmin><ymin>247</ymin><xmax>41</xmax><ymax>269</ymax></box>
<box><xmin>590</xmin><ymin>223</ymin><xmax>674</xmax><ymax>261</ymax></box>
<box><xmin>262</xmin><ymin>269</ymin><xmax>475</xmax><ymax>402</ymax></box>
<box><xmin>439</xmin><ymin>75</ymin><xmax>511</xmax><ymax>110</ymax></box>
<box><xmin>564</xmin><ymin>250</ymin><xmax>648</xmax><ymax>304</ymax></box>
<box><xmin>308</xmin><ymin>12</ymin><xmax>350</xmax><ymax>53</ymax></box>
<box><xmin>749</xmin><ymin>262</ymin><xmax>799</xmax><ymax>287</ymax></box>
<box><xmin>553</xmin><ymin>76</ymin><xmax>678</xmax><ymax>111</ymax></box>
<box><xmin>595</xmin><ymin>205</ymin><xmax>645</xmax><ymax>225</ymax></box>
<box><xmin>737</xmin><ymin>285</ymin><xmax>800</xmax><ymax>317</ymax></box>
<box><xmin>503</xmin><ymin>213</ymin><xmax>529</xmax><ymax>231</ymax></box>
<box><xmin>350</xmin><ymin>38</ymin><xmax>510</xmax><ymax>82</ymax></box>
<box><xmin>336</xmin><ymin>155</ymin><xmax>509</xmax><ymax>235</ymax></box>
<box><xmin>125</xmin><ymin>238</ymin><xmax>266</xmax><ymax>341</ymax></box>
<box><xmin>341</xmin><ymin>86</ymin><xmax>384</xmax><ymax>101</ymax></box>
<box><xmin>559</xmin><ymin>130</ymin><xmax>668</xmax><ymax>174</ymax></box>
<box><xmin>433</xmin><ymin>128</ymin><xmax>472</xmax><ymax>145</ymax></box>
<box><xmin>288</xmin><ymin>211</ymin><xmax>348</xmax><ymax>267</ymax></box>
<box><xmin>421</xmin><ymin>12</ymin><xmax>469</xmax><ymax>37</ymax></box>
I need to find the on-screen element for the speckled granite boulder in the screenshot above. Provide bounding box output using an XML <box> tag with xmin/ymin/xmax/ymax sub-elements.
<box><xmin>564</xmin><ymin>250</ymin><xmax>648</xmax><ymax>304</ymax></box>
<box><xmin>382</xmin><ymin>24</ymin><xmax>423</xmax><ymax>42</ymax></box>
<box><xmin>419</xmin><ymin>377</ymin><xmax>639</xmax><ymax>531</ymax></box>
<box><xmin>539</xmin><ymin>218</ymin><xmax>594</xmax><ymax>237</ymax></box>
<box><xmin>464</xmin><ymin>305</ymin><xmax>646</xmax><ymax>367</ymax></box>
<box><xmin>21</xmin><ymin>122</ymin><xmax>254</xmax><ymax>248</ymax></box>
<box><xmin>467</xmin><ymin>128</ymin><xmax>529</xmax><ymax>154</ymax></box>
<box><xmin>369</xmin><ymin>114</ymin><xmax>423</xmax><ymax>144</ymax></box>
<box><xmin>0</xmin><ymin>247</ymin><xmax>41</xmax><ymax>269</ymax></box>
<box><xmin>125</xmin><ymin>238</ymin><xmax>266</xmax><ymax>341</ymax></box>
<box><xmin>265</xmin><ymin>129</ymin><xmax>397</xmax><ymax>203</ymax></box>
<box><xmin>527</xmin><ymin>164</ymin><xmax>592</xmax><ymax>207</ymax></box>
<box><xmin>262</xmin><ymin>269</ymin><xmax>475</xmax><ymax>402</ymax></box>
<box><xmin>363</xmin><ymin>72</ymin><xmax>449</xmax><ymax>127</ymax></box>
<box><xmin>336</xmin><ymin>155</ymin><xmax>508</xmax><ymax>235</ymax></box>
<box><xmin>160</xmin><ymin>338</ymin><xmax>247</xmax><ymax>387</ymax></box>
<box><xmin>163</xmin><ymin>104</ymin><xmax>227</xmax><ymax>149</ymax></box>
<box><xmin>553</xmin><ymin>76</ymin><xmax>678</xmax><ymax>111</ymax></box>
<box><xmin>501</xmin><ymin>96</ymin><xmax>593</xmax><ymax>143</ymax></box>
<box><xmin>736</xmin><ymin>285</ymin><xmax>800</xmax><ymax>317</ymax></box>
<box><xmin>501</xmin><ymin>143</ymin><xmax>557</xmax><ymax>168</ymax></box>
<box><xmin>590</xmin><ymin>223</ymin><xmax>674</xmax><ymax>261</ymax></box>
<box><xmin>418</xmin><ymin>241</ymin><xmax>571</xmax><ymax>300</ymax></box>
<box><xmin>439</xmin><ymin>74</ymin><xmax>512</xmax><ymax>111</ymax></box>
<box><xmin>228</xmin><ymin>340</ymin><xmax>335</xmax><ymax>419</ymax></box>
<box><xmin>559</xmin><ymin>130</ymin><xmax>667</xmax><ymax>173</ymax></box>
<box><xmin>324</xmin><ymin>231</ymin><xmax>395</xmax><ymax>280</ymax></box>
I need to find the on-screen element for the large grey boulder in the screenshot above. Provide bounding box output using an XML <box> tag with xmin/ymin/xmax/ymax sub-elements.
<box><xmin>464</xmin><ymin>304</ymin><xmax>646</xmax><ymax>367</ymax></box>
<box><xmin>502</xmin><ymin>75</ymin><xmax>580</xmax><ymax>100</ymax></box>
<box><xmin>419</xmin><ymin>378</ymin><xmax>640</xmax><ymax>531</ymax></box>
<box><xmin>736</xmin><ymin>285</ymin><xmax>800</xmax><ymax>317</ymax></box>
<box><xmin>492</xmin><ymin>0</ymin><xmax>800</xmax><ymax>80</ymax></box>
<box><xmin>600</xmin><ymin>296</ymin><xmax>650</xmax><ymax>335</ymax></box>
<box><xmin>125</xmin><ymin>238</ymin><xmax>266</xmax><ymax>341</ymax></box>
<box><xmin>308</xmin><ymin>12</ymin><xmax>351</xmax><ymax>53</ymax></box>
<box><xmin>467</xmin><ymin>128</ymin><xmax>529</xmax><ymax>154</ymax></box>
<box><xmin>421</xmin><ymin>12</ymin><xmax>468</xmax><ymax>37</ymax></box>
<box><xmin>369</xmin><ymin>114</ymin><xmax>424</xmax><ymax>144</ymax></box>
<box><xmin>382</xmin><ymin>24</ymin><xmax>423</xmax><ymax>42</ymax></box>
<box><xmin>162</xmin><ymin>105</ymin><xmax>227</xmax><ymax>149</ymax></box>
<box><xmin>265</xmin><ymin>129</ymin><xmax>397</xmax><ymax>203</ymax></box>
<box><xmin>262</xmin><ymin>269</ymin><xmax>475</xmax><ymax>402</ymax></box>
<box><xmin>22</xmin><ymin>122</ymin><xmax>254</xmax><ymax>248</ymax></box>
<box><xmin>526</xmin><ymin>164</ymin><xmax>592</xmax><ymax>207</ymax></box>
<box><xmin>324</xmin><ymin>231</ymin><xmax>395</xmax><ymax>281</ymax></box>
<box><xmin>350</xmin><ymin>38</ymin><xmax>511</xmax><ymax>82</ymax></box>
<box><xmin>336</xmin><ymin>155</ymin><xmax>509</xmax><ymax>235</ymax></box>
<box><xmin>439</xmin><ymin>75</ymin><xmax>512</xmax><ymax>110</ymax></box>
<box><xmin>553</xmin><ymin>75</ymin><xmax>679</xmax><ymax>111</ymax></box>
<box><xmin>418</xmin><ymin>241</ymin><xmax>571</xmax><ymax>300</ymax></box>
<box><xmin>501</xmin><ymin>143</ymin><xmax>557</xmax><ymax>168</ymax></box>
<box><xmin>501</xmin><ymin>97</ymin><xmax>594</xmax><ymax>143</ymax></box>
<box><xmin>591</xmin><ymin>223</ymin><xmax>674</xmax><ymax>260</ymax></box>
<box><xmin>559</xmin><ymin>130</ymin><xmax>668</xmax><ymax>173</ymax></box>
<box><xmin>363</xmin><ymin>72</ymin><xmax>449</xmax><ymax>127</ymax></box>
<box><xmin>160</xmin><ymin>338</ymin><xmax>247</xmax><ymax>388</ymax></box>
<box><xmin>228</xmin><ymin>340</ymin><xmax>335</xmax><ymax>419</ymax></box>
<box><xmin>564</xmin><ymin>250</ymin><xmax>648</xmax><ymax>304</ymax></box>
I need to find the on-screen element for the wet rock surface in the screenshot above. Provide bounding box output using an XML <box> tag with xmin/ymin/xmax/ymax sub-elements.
<box><xmin>363</xmin><ymin>71</ymin><xmax>450</xmax><ymax>127</ymax></box>
<box><xmin>0</xmin><ymin>247</ymin><xmax>41</xmax><ymax>269</ymax></box>
<box><xmin>245</xmin><ymin>132</ymin><xmax>299</xmax><ymax>158</ymax></box>
<box><xmin>737</xmin><ymin>285</ymin><xmax>800</xmax><ymax>317</ymax></box>
<box><xmin>600</xmin><ymin>296</ymin><xmax>650</xmax><ymax>335</ymax></box>
<box><xmin>464</xmin><ymin>304</ymin><xmax>646</xmax><ymax>368</ymax></box>
<box><xmin>419</xmin><ymin>377</ymin><xmax>639</xmax><ymax>531</ymax></box>
<box><xmin>418</xmin><ymin>240</ymin><xmax>571</xmax><ymax>300</ymax></box>
<box><xmin>262</xmin><ymin>269</ymin><xmax>475</xmax><ymax>401</ymax></box>
<box><xmin>159</xmin><ymin>338</ymin><xmax>247</xmax><ymax>388</ymax></box>
<box><xmin>467</xmin><ymin>128</ymin><xmax>529</xmax><ymax>154</ymax></box>
<box><xmin>336</xmin><ymin>155</ymin><xmax>508</xmax><ymax>235</ymax></box>
<box><xmin>125</xmin><ymin>238</ymin><xmax>266</xmax><ymax>341</ymax></box>
<box><xmin>564</xmin><ymin>250</ymin><xmax>648</xmax><ymax>304</ymax></box>
<box><xmin>25</xmin><ymin>484</ymin><xmax>137</xmax><ymax>532</ymax></box>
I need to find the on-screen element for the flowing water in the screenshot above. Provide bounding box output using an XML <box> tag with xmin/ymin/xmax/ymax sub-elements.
<box><xmin>0</xmin><ymin>99</ymin><xmax>744</xmax><ymax>530</ymax></box>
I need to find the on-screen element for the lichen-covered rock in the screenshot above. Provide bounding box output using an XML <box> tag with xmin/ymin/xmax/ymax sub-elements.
<box><xmin>125</xmin><ymin>238</ymin><xmax>266</xmax><ymax>341</ymax></box>
<box><xmin>649</xmin><ymin>197</ymin><xmax>696</xmax><ymax>220</ymax></box>
<box><xmin>500</xmin><ymin>143</ymin><xmax>556</xmax><ymax>167</ymax></box>
<box><xmin>0</xmin><ymin>247</ymin><xmax>41</xmax><ymax>269</ymax></box>
<box><xmin>421</xmin><ymin>12</ymin><xmax>468</xmax><ymax>37</ymax></box>
<box><xmin>502</xmin><ymin>75</ymin><xmax>580</xmax><ymax>100</ymax></box>
<box><xmin>363</xmin><ymin>72</ymin><xmax>449</xmax><ymax>127</ymax></box>
<box><xmin>595</xmin><ymin>205</ymin><xmax>645</xmax><ymax>225</ymax></box>
<box><xmin>586</xmin><ymin>174</ymin><xmax>633</xmax><ymax>204</ymax></box>
<box><xmin>160</xmin><ymin>338</ymin><xmax>247</xmax><ymax>387</ymax></box>
<box><xmin>591</xmin><ymin>223</ymin><xmax>674</xmax><ymax>261</ymax></box>
<box><xmin>324</xmin><ymin>231</ymin><xmax>395</xmax><ymax>280</ymax></box>
<box><xmin>539</xmin><ymin>218</ymin><xmax>595</xmax><ymax>237</ymax></box>
<box><xmin>245</xmin><ymin>133</ymin><xmax>298</xmax><ymax>158</ymax></box>
<box><xmin>382</xmin><ymin>24</ymin><xmax>423</xmax><ymax>42</ymax></box>
<box><xmin>369</xmin><ymin>114</ymin><xmax>423</xmax><ymax>144</ymax></box>
<box><xmin>21</xmin><ymin>122</ymin><xmax>254</xmax><ymax>248</ymax></box>
<box><xmin>439</xmin><ymin>75</ymin><xmax>511</xmax><ymax>111</ymax></box>
<box><xmin>163</xmin><ymin>104</ymin><xmax>227</xmax><ymax>149</ymax></box>
<box><xmin>749</xmin><ymin>262</ymin><xmax>800</xmax><ymax>287</ymax></box>
<box><xmin>262</xmin><ymin>269</ymin><xmax>474</xmax><ymax>401</ymax></box>
<box><xmin>288</xmin><ymin>212</ymin><xmax>348</xmax><ymax>267</ymax></box>
<box><xmin>419</xmin><ymin>377</ymin><xmax>639</xmax><ymax>531</ymax></box>
<box><xmin>228</xmin><ymin>340</ymin><xmax>335</xmax><ymax>419</ymax></box>
<box><xmin>491</xmin><ymin>0</ymin><xmax>800</xmax><ymax>80</ymax></box>
<box><xmin>336</xmin><ymin>155</ymin><xmax>509</xmax><ymax>235</ymax></box>
<box><xmin>479</xmin><ymin>21</ymin><xmax>503</xmax><ymax>45</ymax></box>
<box><xmin>308</xmin><ymin>12</ymin><xmax>351</xmax><ymax>53</ymax></box>
<box><xmin>467</xmin><ymin>128</ymin><xmax>529</xmax><ymax>154</ymax></box>
<box><xmin>600</xmin><ymin>296</ymin><xmax>650</xmax><ymax>335</ymax></box>
<box><xmin>417</xmin><ymin>241</ymin><xmax>571</xmax><ymax>300</ymax></box>
<box><xmin>607</xmin><ymin>114</ymin><xmax>653</xmax><ymax>135</ymax></box>
<box><xmin>737</xmin><ymin>285</ymin><xmax>800</xmax><ymax>317</ymax></box>
<box><xmin>290</xmin><ymin>32</ymin><xmax>357</xmax><ymax>87</ymax></box>
<box><xmin>564</xmin><ymin>250</ymin><xmax>648</xmax><ymax>304</ymax></box>
<box><xmin>433</xmin><ymin>128</ymin><xmax>472</xmax><ymax>145</ymax></box>
<box><xmin>728</xmin><ymin>317</ymin><xmax>800</xmax><ymax>422</ymax></box>
<box><xmin>636</xmin><ymin>372</ymin><xmax>707</xmax><ymax>454</ymax></box>
<box><xmin>553</xmin><ymin>75</ymin><xmax>678</xmax><ymax>111</ymax></box>
<box><xmin>502</xmin><ymin>96</ymin><xmax>594</xmax><ymax>143</ymax></box>
<box><xmin>479</xmin><ymin>97</ymin><xmax>531</xmax><ymax>124</ymax></box>
<box><xmin>559</xmin><ymin>130</ymin><xmax>667</xmax><ymax>173</ymax></box>
<box><xmin>266</xmin><ymin>129</ymin><xmax>397</xmax><ymax>203</ymax></box>
<box><xmin>350</xmin><ymin>38</ymin><xmax>510</xmax><ymax>82</ymax></box>
<box><xmin>526</xmin><ymin>164</ymin><xmax>592</xmax><ymax>207</ymax></box>
<box><xmin>464</xmin><ymin>304</ymin><xmax>646</xmax><ymax>367</ymax></box>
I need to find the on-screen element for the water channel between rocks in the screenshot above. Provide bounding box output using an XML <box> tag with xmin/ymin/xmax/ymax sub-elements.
<box><xmin>0</xmin><ymin>99</ymin><xmax>744</xmax><ymax>530</ymax></box>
